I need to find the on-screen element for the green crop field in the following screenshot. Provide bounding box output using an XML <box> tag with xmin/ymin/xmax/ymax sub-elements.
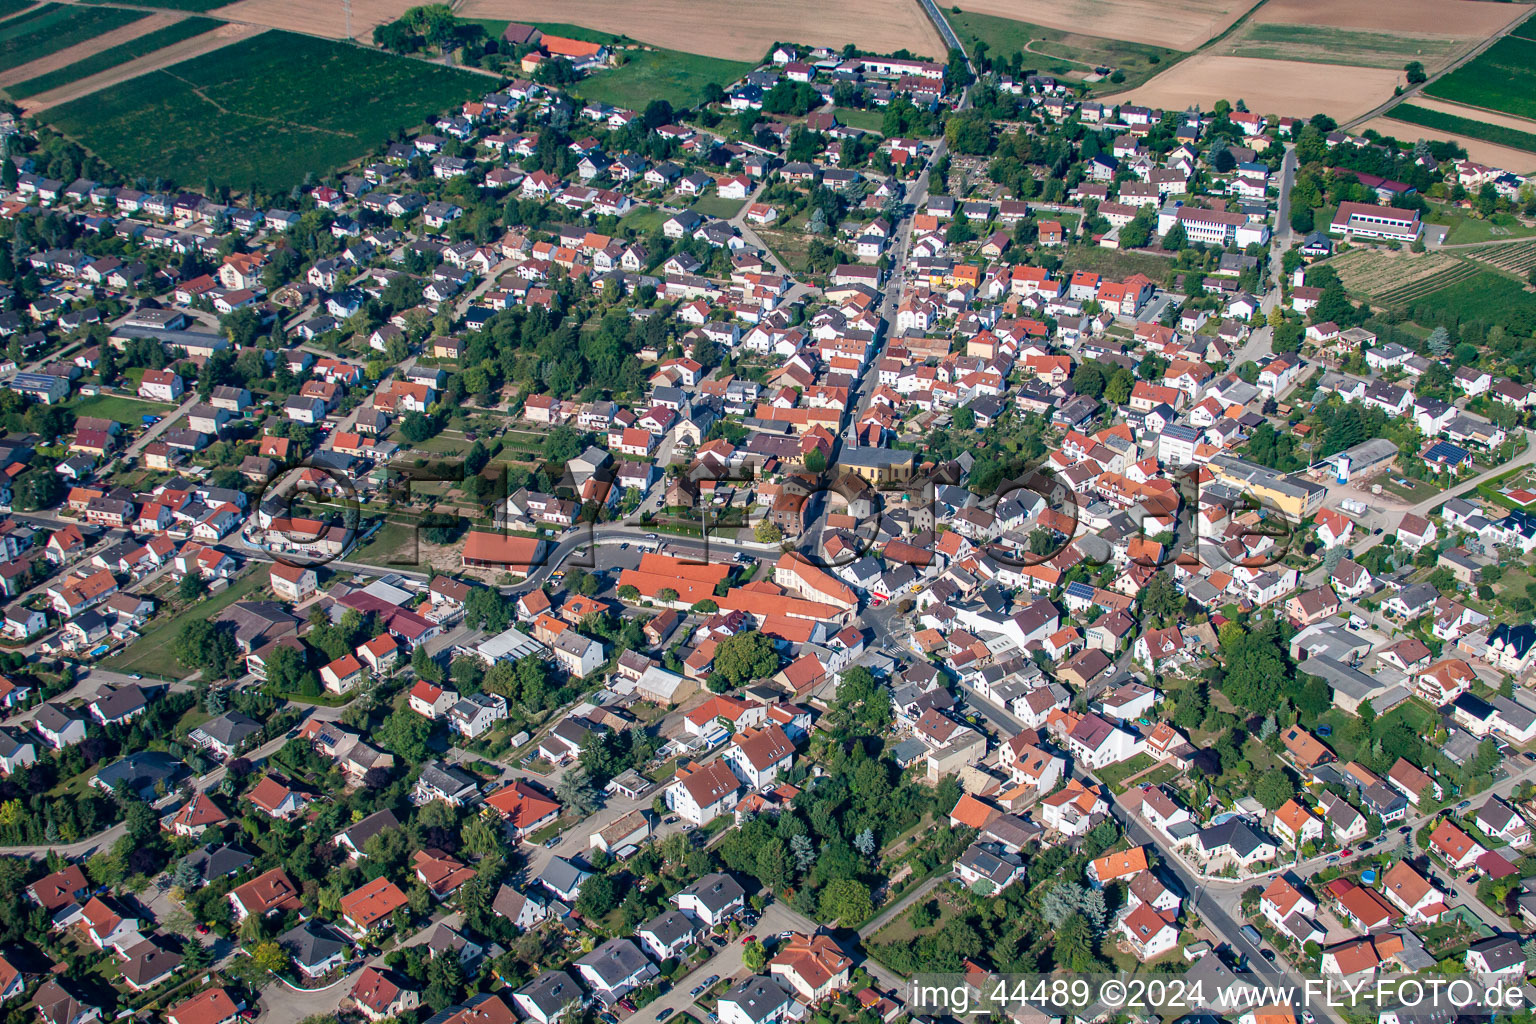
<box><xmin>6</xmin><ymin>15</ymin><xmax>218</xmax><ymax>98</ymax></box>
<box><xmin>1226</xmin><ymin>23</ymin><xmax>1458</xmax><ymax>69</ymax></box>
<box><xmin>1383</xmin><ymin>268</ymin><xmax>1536</xmax><ymax>322</ymax></box>
<box><xmin>1511</xmin><ymin>10</ymin><xmax>1536</xmax><ymax>41</ymax></box>
<box><xmin>41</xmin><ymin>32</ymin><xmax>486</xmax><ymax>192</ymax></box>
<box><xmin>1387</xmin><ymin>103</ymin><xmax>1536</xmax><ymax>155</ymax></box>
<box><xmin>0</xmin><ymin>0</ymin><xmax>38</xmax><ymax>19</ymax></box>
<box><xmin>574</xmin><ymin>47</ymin><xmax>753</xmax><ymax>109</ymax></box>
<box><xmin>1425</xmin><ymin>34</ymin><xmax>1536</xmax><ymax>121</ymax></box>
<box><xmin>948</xmin><ymin>8</ymin><xmax>1179</xmax><ymax>93</ymax></box>
<box><xmin>80</xmin><ymin>0</ymin><xmax>230</xmax><ymax>9</ymax></box>
<box><xmin>0</xmin><ymin>4</ymin><xmax>146</xmax><ymax>71</ymax></box>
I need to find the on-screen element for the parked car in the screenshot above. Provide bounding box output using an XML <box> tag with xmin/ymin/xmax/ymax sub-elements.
<box><xmin>658</xmin><ymin>1010</ymin><xmax>675</xmax><ymax>1021</ymax></box>
<box><xmin>691</xmin><ymin>985</ymin><xmax>705</xmax><ymax>997</ymax></box>
<box><xmin>704</xmin><ymin>976</ymin><xmax>718</xmax><ymax>986</ymax></box>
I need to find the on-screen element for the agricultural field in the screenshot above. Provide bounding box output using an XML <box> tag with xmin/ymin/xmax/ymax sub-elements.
<box><xmin>0</xmin><ymin>4</ymin><xmax>146</xmax><ymax>72</ymax></box>
<box><xmin>1388</xmin><ymin>103</ymin><xmax>1536</xmax><ymax>155</ymax></box>
<box><xmin>1104</xmin><ymin>55</ymin><xmax>1402</xmax><ymax>121</ymax></box>
<box><xmin>1221</xmin><ymin>23</ymin><xmax>1458</xmax><ymax>70</ymax></box>
<box><xmin>5</xmin><ymin>15</ymin><xmax>218</xmax><ymax>98</ymax></box>
<box><xmin>1466</xmin><ymin>240</ymin><xmax>1536</xmax><ymax>278</ymax></box>
<box><xmin>0</xmin><ymin>0</ymin><xmax>35</xmax><ymax>17</ymax></box>
<box><xmin>1425</xmin><ymin>31</ymin><xmax>1536</xmax><ymax>121</ymax></box>
<box><xmin>949</xmin><ymin>0</ymin><xmax>1253</xmax><ymax>50</ymax></box>
<box><xmin>1327</xmin><ymin>248</ymin><xmax>1462</xmax><ymax>299</ymax></box>
<box><xmin>1377</xmin><ymin>267</ymin><xmax>1536</xmax><ymax>320</ymax></box>
<box><xmin>40</xmin><ymin>31</ymin><xmax>486</xmax><ymax>192</ymax></box>
<box><xmin>948</xmin><ymin>9</ymin><xmax>1178</xmax><ymax>92</ymax></box>
<box><xmin>206</xmin><ymin>0</ymin><xmax>418</xmax><ymax>40</ymax></box>
<box><xmin>1359</xmin><ymin>114</ymin><xmax>1536</xmax><ymax>173</ymax></box>
<box><xmin>574</xmin><ymin>47</ymin><xmax>754</xmax><ymax>109</ymax></box>
<box><xmin>454</xmin><ymin>0</ymin><xmax>944</xmax><ymax>61</ymax></box>
<box><xmin>1255</xmin><ymin>0</ymin><xmax>1524</xmax><ymax>40</ymax></box>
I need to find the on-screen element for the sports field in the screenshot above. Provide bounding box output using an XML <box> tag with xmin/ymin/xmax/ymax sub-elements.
<box><xmin>949</xmin><ymin>9</ymin><xmax>1178</xmax><ymax>92</ymax></box>
<box><xmin>0</xmin><ymin>4</ymin><xmax>146</xmax><ymax>71</ymax></box>
<box><xmin>6</xmin><ymin>15</ymin><xmax>218</xmax><ymax>97</ymax></box>
<box><xmin>1425</xmin><ymin>31</ymin><xmax>1536</xmax><ymax>121</ymax></box>
<box><xmin>40</xmin><ymin>31</ymin><xmax>485</xmax><ymax>191</ymax></box>
<box><xmin>575</xmin><ymin>47</ymin><xmax>753</xmax><ymax>109</ymax></box>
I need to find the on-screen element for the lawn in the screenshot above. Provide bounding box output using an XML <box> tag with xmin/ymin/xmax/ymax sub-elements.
<box><xmin>834</xmin><ymin>106</ymin><xmax>886</xmax><ymax>134</ymax></box>
<box><xmin>40</xmin><ymin>32</ymin><xmax>486</xmax><ymax>192</ymax></box>
<box><xmin>1094</xmin><ymin>751</ymin><xmax>1155</xmax><ymax>793</ymax></box>
<box><xmin>1314</xmin><ymin>700</ymin><xmax>1437</xmax><ymax>765</ymax></box>
<box><xmin>67</xmin><ymin>393</ymin><xmax>177</xmax><ymax>421</ymax></box>
<box><xmin>352</xmin><ymin>519</ymin><xmax>422</xmax><ymax>570</ymax></box>
<box><xmin>1425</xmin><ymin>33</ymin><xmax>1536</xmax><ymax>121</ymax></box>
<box><xmin>7</xmin><ymin>15</ymin><xmax>219</xmax><ymax>98</ymax></box>
<box><xmin>104</xmin><ymin>570</ymin><xmax>267</xmax><ymax>678</ymax></box>
<box><xmin>689</xmin><ymin>195</ymin><xmax>744</xmax><ymax>219</ymax></box>
<box><xmin>0</xmin><ymin>3</ymin><xmax>146</xmax><ymax>71</ymax></box>
<box><xmin>1387</xmin><ymin>103</ymin><xmax>1536</xmax><ymax>155</ymax></box>
<box><xmin>574</xmin><ymin>47</ymin><xmax>754</xmax><ymax>109</ymax></box>
<box><xmin>1431</xmin><ymin>210</ymin><xmax>1536</xmax><ymax>246</ymax></box>
<box><xmin>948</xmin><ymin>8</ymin><xmax>1180</xmax><ymax>93</ymax></box>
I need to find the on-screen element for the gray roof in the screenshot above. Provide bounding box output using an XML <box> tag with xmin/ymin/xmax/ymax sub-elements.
<box><xmin>197</xmin><ymin>710</ymin><xmax>261</xmax><ymax>746</ymax></box>
<box><xmin>335</xmin><ymin>808</ymin><xmax>400</xmax><ymax>850</ymax></box>
<box><xmin>576</xmin><ymin>937</ymin><xmax>658</xmax><ymax>987</ymax></box>
<box><xmin>516</xmin><ymin>969</ymin><xmax>580</xmax><ymax>1016</ymax></box>
<box><xmin>280</xmin><ymin>921</ymin><xmax>347</xmax><ymax>967</ymax></box>
<box><xmin>639</xmin><ymin>908</ymin><xmax>697</xmax><ymax>947</ymax></box>
<box><xmin>182</xmin><ymin>842</ymin><xmax>253</xmax><ymax>882</ymax></box>
<box><xmin>721</xmin><ymin>976</ymin><xmax>791</xmax><ymax>1024</ymax></box>
<box><xmin>538</xmin><ymin>855</ymin><xmax>590</xmax><ymax>896</ymax></box>
<box><xmin>1469</xmin><ymin>935</ymin><xmax>1523</xmax><ymax>971</ymax></box>
<box><xmin>677</xmin><ymin>871</ymin><xmax>744</xmax><ymax>913</ymax></box>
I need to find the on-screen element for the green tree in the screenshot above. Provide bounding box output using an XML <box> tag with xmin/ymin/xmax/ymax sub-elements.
<box><xmin>710</xmin><ymin>630</ymin><xmax>779</xmax><ymax>689</ymax></box>
<box><xmin>818</xmin><ymin>878</ymin><xmax>872</xmax><ymax>924</ymax></box>
<box><xmin>1254</xmin><ymin>768</ymin><xmax>1295</xmax><ymax>810</ymax></box>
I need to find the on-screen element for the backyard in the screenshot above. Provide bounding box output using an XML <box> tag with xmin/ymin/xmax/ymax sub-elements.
<box><xmin>103</xmin><ymin>569</ymin><xmax>267</xmax><ymax>678</ymax></box>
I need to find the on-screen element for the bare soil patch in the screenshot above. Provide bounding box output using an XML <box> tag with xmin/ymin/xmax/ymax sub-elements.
<box><xmin>454</xmin><ymin>0</ymin><xmax>945</xmax><ymax>60</ymax></box>
<box><xmin>20</xmin><ymin>20</ymin><xmax>260</xmax><ymax>111</ymax></box>
<box><xmin>1363</xmin><ymin>114</ymin><xmax>1536</xmax><ymax>173</ymax></box>
<box><xmin>0</xmin><ymin>10</ymin><xmax>178</xmax><ymax>86</ymax></box>
<box><xmin>949</xmin><ymin>0</ymin><xmax>1258</xmax><ymax>51</ymax></box>
<box><xmin>1252</xmin><ymin>0</ymin><xmax>1525</xmax><ymax>38</ymax></box>
<box><xmin>1101</xmin><ymin>54</ymin><xmax>1403</xmax><ymax>120</ymax></box>
<box><xmin>207</xmin><ymin>0</ymin><xmax>420</xmax><ymax>40</ymax></box>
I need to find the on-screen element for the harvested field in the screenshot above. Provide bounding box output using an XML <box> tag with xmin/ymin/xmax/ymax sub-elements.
<box><xmin>1359</xmin><ymin>115</ymin><xmax>1536</xmax><ymax>173</ymax></box>
<box><xmin>207</xmin><ymin>0</ymin><xmax>420</xmax><ymax>40</ymax></box>
<box><xmin>40</xmin><ymin>31</ymin><xmax>485</xmax><ymax>191</ymax></box>
<box><xmin>453</xmin><ymin>0</ymin><xmax>944</xmax><ymax>61</ymax></box>
<box><xmin>0</xmin><ymin>4</ymin><xmax>146</xmax><ymax>71</ymax></box>
<box><xmin>947</xmin><ymin>0</ymin><xmax>1256</xmax><ymax>50</ymax></box>
<box><xmin>1253</xmin><ymin>0</ymin><xmax>1524</xmax><ymax>38</ymax></box>
<box><xmin>1101</xmin><ymin>55</ymin><xmax>1402</xmax><ymax>120</ymax></box>
<box><xmin>1221</xmin><ymin>22</ymin><xmax>1460</xmax><ymax>70</ymax></box>
<box><xmin>18</xmin><ymin>19</ymin><xmax>253</xmax><ymax>110</ymax></box>
<box><xmin>1327</xmin><ymin>248</ymin><xmax>1461</xmax><ymax>299</ymax></box>
<box><xmin>0</xmin><ymin>10</ymin><xmax>178</xmax><ymax>87</ymax></box>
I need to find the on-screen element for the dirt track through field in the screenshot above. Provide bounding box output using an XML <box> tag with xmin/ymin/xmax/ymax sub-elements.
<box><xmin>948</xmin><ymin>0</ymin><xmax>1257</xmax><ymax>50</ymax></box>
<box><xmin>19</xmin><ymin>20</ymin><xmax>261</xmax><ymax>111</ymax></box>
<box><xmin>1252</xmin><ymin>0</ymin><xmax>1526</xmax><ymax>38</ymax></box>
<box><xmin>454</xmin><ymin>0</ymin><xmax>945</xmax><ymax>60</ymax></box>
<box><xmin>1361</xmin><ymin>114</ymin><xmax>1536</xmax><ymax>173</ymax></box>
<box><xmin>1100</xmin><ymin>54</ymin><xmax>1403</xmax><ymax>120</ymax></box>
<box><xmin>0</xmin><ymin>9</ymin><xmax>178</xmax><ymax>85</ymax></box>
